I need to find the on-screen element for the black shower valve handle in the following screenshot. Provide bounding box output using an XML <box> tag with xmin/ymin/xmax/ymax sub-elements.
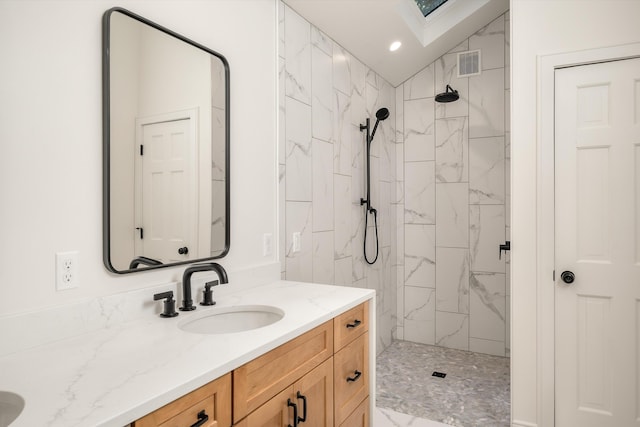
<box><xmin>499</xmin><ymin>241</ymin><xmax>511</xmax><ymax>260</ymax></box>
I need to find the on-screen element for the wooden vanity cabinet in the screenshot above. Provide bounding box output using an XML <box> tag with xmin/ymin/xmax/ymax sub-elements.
<box><xmin>333</xmin><ymin>302</ymin><xmax>369</xmax><ymax>426</ymax></box>
<box><xmin>132</xmin><ymin>372</ymin><xmax>231</xmax><ymax>427</ymax></box>
<box><xmin>132</xmin><ymin>300</ymin><xmax>370</xmax><ymax>427</ymax></box>
<box><xmin>233</xmin><ymin>302</ymin><xmax>370</xmax><ymax>427</ymax></box>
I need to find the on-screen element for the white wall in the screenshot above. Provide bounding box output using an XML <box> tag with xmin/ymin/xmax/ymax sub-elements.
<box><xmin>511</xmin><ymin>0</ymin><xmax>640</xmax><ymax>425</ymax></box>
<box><xmin>0</xmin><ymin>0</ymin><xmax>277</xmax><ymax>316</ymax></box>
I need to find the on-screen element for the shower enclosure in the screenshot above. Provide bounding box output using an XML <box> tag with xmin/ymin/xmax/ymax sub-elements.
<box><xmin>278</xmin><ymin>5</ymin><xmax>510</xmax><ymax>425</ymax></box>
<box><xmin>383</xmin><ymin>11</ymin><xmax>511</xmax><ymax>426</ymax></box>
<box><xmin>395</xmin><ymin>13</ymin><xmax>511</xmax><ymax>360</ymax></box>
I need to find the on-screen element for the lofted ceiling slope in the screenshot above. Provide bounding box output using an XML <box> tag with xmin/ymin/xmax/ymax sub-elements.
<box><xmin>283</xmin><ymin>0</ymin><xmax>509</xmax><ymax>87</ymax></box>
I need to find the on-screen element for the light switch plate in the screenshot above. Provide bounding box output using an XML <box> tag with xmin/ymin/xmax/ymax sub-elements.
<box><xmin>292</xmin><ymin>232</ymin><xmax>301</xmax><ymax>253</ymax></box>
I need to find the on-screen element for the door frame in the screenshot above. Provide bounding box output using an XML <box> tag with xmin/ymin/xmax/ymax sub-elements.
<box><xmin>537</xmin><ymin>42</ymin><xmax>640</xmax><ymax>426</ymax></box>
<box><xmin>134</xmin><ymin>108</ymin><xmax>199</xmax><ymax>257</ymax></box>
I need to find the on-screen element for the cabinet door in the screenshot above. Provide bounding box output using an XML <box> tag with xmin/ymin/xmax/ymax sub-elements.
<box><xmin>133</xmin><ymin>373</ymin><xmax>231</xmax><ymax>427</ymax></box>
<box><xmin>334</xmin><ymin>332</ymin><xmax>369</xmax><ymax>425</ymax></box>
<box><xmin>234</xmin><ymin>386</ymin><xmax>294</xmax><ymax>427</ymax></box>
<box><xmin>234</xmin><ymin>321</ymin><xmax>333</xmax><ymax>422</ymax></box>
<box><xmin>339</xmin><ymin>397</ymin><xmax>369</xmax><ymax>427</ymax></box>
<box><xmin>293</xmin><ymin>358</ymin><xmax>334</xmax><ymax>427</ymax></box>
<box><xmin>334</xmin><ymin>302</ymin><xmax>369</xmax><ymax>351</ymax></box>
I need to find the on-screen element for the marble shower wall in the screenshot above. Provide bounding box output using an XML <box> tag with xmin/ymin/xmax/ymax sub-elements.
<box><xmin>278</xmin><ymin>2</ymin><xmax>397</xmax><ymax>355</ymax></box>
<box><xmin>395</xmin><ymin>13</ymin><xmax>511</xmax><ymax>357</ymax></box>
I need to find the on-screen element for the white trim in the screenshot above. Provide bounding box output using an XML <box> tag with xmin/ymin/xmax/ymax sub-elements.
<box><xmin>537</xmin><ymin>42</ymin><xmax>640</xmax><ymax>427</ymax></box>
<box><xmin>512</xmin><ymin>421</ymin><xmax>538</xmax><ymax>427</ymax></box>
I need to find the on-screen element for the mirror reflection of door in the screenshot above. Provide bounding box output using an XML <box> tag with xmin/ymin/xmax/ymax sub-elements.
<box><xmin>135</xmin><ymin>112</ymin><xmax>198</xmax><ymax>264</ymax></box>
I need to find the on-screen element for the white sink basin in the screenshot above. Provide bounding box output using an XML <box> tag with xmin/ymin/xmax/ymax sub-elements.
<box><xmin>0</xmin><ymin>391</ymin><xmax>24</xmax><ymax>427</ymax></box>
<box><xmin>178</xmin><ymin>305</ymin><xmax>284</xmax><ymax>334</ymax></box>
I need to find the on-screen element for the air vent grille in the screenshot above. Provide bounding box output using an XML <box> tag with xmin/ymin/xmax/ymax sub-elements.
<box><xmin>457</xmin><ymin>50</ymin><xmax>481</xmax><ymax>77</ymax></box>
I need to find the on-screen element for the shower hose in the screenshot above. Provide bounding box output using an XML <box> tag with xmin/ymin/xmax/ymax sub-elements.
<box><xmin>363</xmin><ymin>207</ymin><xmax>379</xmax><ymax>264</ymax></box>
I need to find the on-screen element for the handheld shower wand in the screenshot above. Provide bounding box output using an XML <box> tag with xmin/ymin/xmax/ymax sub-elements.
<box><xmin>359</xmin><ymin>107</ymin><xmax>389</xmax><ymax>265</ymax></box>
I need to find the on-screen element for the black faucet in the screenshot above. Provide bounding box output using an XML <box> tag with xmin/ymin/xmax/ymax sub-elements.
<box><xmin>180</xmin><ymin>263</ymin><xmax>228</xmax><ymax>311</ymax></box>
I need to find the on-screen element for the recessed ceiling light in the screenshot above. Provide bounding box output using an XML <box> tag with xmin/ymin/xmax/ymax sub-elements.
<box><xmin>389</xmin><ymin>41</ymin><xmax>402</xmax><ymax>52</ymax></box>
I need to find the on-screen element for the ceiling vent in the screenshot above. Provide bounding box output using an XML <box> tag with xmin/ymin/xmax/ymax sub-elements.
<box><xmin>457</xmin><ymin>50</ymin><xmax>481</xmax><ymax>77</ymax></box>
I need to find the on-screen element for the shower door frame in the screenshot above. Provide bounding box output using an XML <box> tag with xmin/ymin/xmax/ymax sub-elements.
<box><xmin>537</xmin><ymin>41</ymin><xmax>640</xmax><ymax>427</ymax></box>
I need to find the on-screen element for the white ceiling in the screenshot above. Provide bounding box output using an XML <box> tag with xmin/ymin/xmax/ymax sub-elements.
<box><xmin>283</xmin><ymin>0</ymin><xmax>509</xmax><ymax>87</ymax></box>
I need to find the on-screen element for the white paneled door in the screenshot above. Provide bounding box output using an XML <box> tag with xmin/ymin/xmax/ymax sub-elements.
<box><xmin>555</xmin><ymin>57</ymin><xmax>640</xmax><ymax>426</ymax></box>
<box><xmin>140</xmin><ymin>118</ymin><xmax>196</xmax><ymax>264</ymax></box>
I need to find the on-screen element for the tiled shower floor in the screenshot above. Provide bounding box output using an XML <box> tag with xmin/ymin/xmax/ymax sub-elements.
<box><xmin>376</xmin><ymin>340</ymin><xmax>510</xmax><ymax>427</ymax></box>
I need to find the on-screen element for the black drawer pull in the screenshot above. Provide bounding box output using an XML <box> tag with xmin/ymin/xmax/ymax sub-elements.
<box><xmin>287</xmin><ymin>398</ymin><xmax>299</xmax><ymax>427</ymax></box>
<box><xmin>346</xmin><ymin>370</ymin><xmax>362</xmax><ymax>382</ymax></box>
<box><xmin>190</xmin><ymin>410</ymin><xmax>209</xmax><ymax>427</ymax></box>
<box><xmin>346</xmin><ymin>319</ymin><xmax>362</xmax><ymax>328</ymax></box>
<box><xmin>296</xmin><ymin>391</ymin><xmax>307</xmax><ymax>422</ymax></box>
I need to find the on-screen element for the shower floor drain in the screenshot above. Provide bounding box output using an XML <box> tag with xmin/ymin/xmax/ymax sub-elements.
<box><xmin>432</xmin><ymin>371</ymin><xmax>447</xmax><ymax>378</ymax></box>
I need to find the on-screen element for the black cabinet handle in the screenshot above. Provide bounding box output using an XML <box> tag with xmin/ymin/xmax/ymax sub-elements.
<box><xmin>346</xmin><ymin>370</ymin><xmax>362</xmax><ymax>382</ymax></box>
<box><xmin>296</xmin><ymin>391</ymin><xmax>307</xmax><ymax>422</ymax></box>
<box><xmin>346</xmin><ymin>319</ymin><xmax>362</xmax><ymax>328</ymax></box>
<box><xmin>190</xmin><ymin>410</ymin><xmax>209</xmax><ymax>427</ymax></box>
<box><xmin>287</xmin><ymin>398</ymin><xmax>299</xmax><ymax>427</ymax></box>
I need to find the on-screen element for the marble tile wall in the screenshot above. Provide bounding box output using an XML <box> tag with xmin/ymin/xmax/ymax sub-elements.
<box><xmin>278</xmin><ymin>2</ymin><xmax>397</xmax><ymax>354</ymax></box>
<box><xmin>395</xmin><ymin>13</ymin><xmax>511</xmax><ymax>357</ymax></box>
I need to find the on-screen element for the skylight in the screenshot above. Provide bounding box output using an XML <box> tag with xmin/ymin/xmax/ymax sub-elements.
<box><xmin>414</xmin><ymin>0</ymin><xmax>449</xmax><ymax>17</ymax></box>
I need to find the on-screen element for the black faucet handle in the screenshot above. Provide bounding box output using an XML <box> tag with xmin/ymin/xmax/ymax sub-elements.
<box><xmin>153</xmin><ymin>291</ymin><xmax>179</xmax><ymax>318</ymax></box>
<box><xmin>201</xmin><ymin>280</ymin><xmax>219</xmax><ymax>306</ymax></box>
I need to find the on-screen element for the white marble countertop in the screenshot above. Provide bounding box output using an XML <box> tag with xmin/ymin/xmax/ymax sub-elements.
<box><xmin>0</xmin><ymin>280</ymin><xmax>374</xmax><ymax>426</ymax></box>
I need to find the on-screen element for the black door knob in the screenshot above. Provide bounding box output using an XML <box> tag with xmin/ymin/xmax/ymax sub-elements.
<box><xmin>560</xmin><ymin>271</ymin><xmax>575</xmax><ymax>284</ymax></box>
<box><xmin>178</xmin><ymin>247</ymin><xmax>189</xmax><ymax>255</ymax></box>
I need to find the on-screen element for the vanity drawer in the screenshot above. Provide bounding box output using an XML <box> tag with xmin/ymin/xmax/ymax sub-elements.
<box><xmin>334</xmin><ymin>332</ymin><xmax>369</xmax><ymax>425</ymax></box>
<box><xmin>334</xmin><ymin>301</ymin><xmax>369</xmax><ymax>351</ymax></box>
<box><xmin>233</xmin><ymin>320</ymin><xmax>333</xmax><ymax>422</ymax></box>
<box><xmin>133</xmin><ymin>373</ymin><xmax>231</xmax><ymax>427</ymax></box>
<box><xmin>339</xmin><ymin>396</ymin><xmax>370</xmax><ymax>427</ymax></box>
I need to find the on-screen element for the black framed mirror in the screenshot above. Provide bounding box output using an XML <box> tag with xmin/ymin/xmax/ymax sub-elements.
<box><xmin>102</xmin><ymin>7</ymin><xmax>230</xmax><ymax>273</ymax></box>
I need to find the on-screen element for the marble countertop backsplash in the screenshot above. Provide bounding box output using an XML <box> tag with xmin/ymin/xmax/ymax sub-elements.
<box><xmin>0</xmin><ymin>271</ymin><xmax>374</xmax><ymax>427</ymax></box>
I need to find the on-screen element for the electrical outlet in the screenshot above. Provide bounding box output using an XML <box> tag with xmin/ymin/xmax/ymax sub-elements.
<box><xmin>292</xmin><ymin>232</ymin><xmax>301</xmax><ymax>253</ymax></box>
<box><xmin>263</xmin><ymin>233</ymin><xmax>273</xmax><ymax>257</ymax></box>
<box><xmin>56</xmin><ymin>251</ymin><xmax>78</xmax><ymax>290</ymax></box>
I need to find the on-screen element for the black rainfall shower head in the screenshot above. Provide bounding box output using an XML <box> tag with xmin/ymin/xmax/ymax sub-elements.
<box><xmin>370</xmin><ymin>107</ymin><xmax>390</xmax><ymax>141</ymax></box>
<box><xmin>435</xmin><ymin>85</ymin><xmax>459</xmax><ymax>103</ymax></box>
<box><xmin>376</xmin><ymin>107</ymin><xmax>390</xmax><ymax>121</ymax></box>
